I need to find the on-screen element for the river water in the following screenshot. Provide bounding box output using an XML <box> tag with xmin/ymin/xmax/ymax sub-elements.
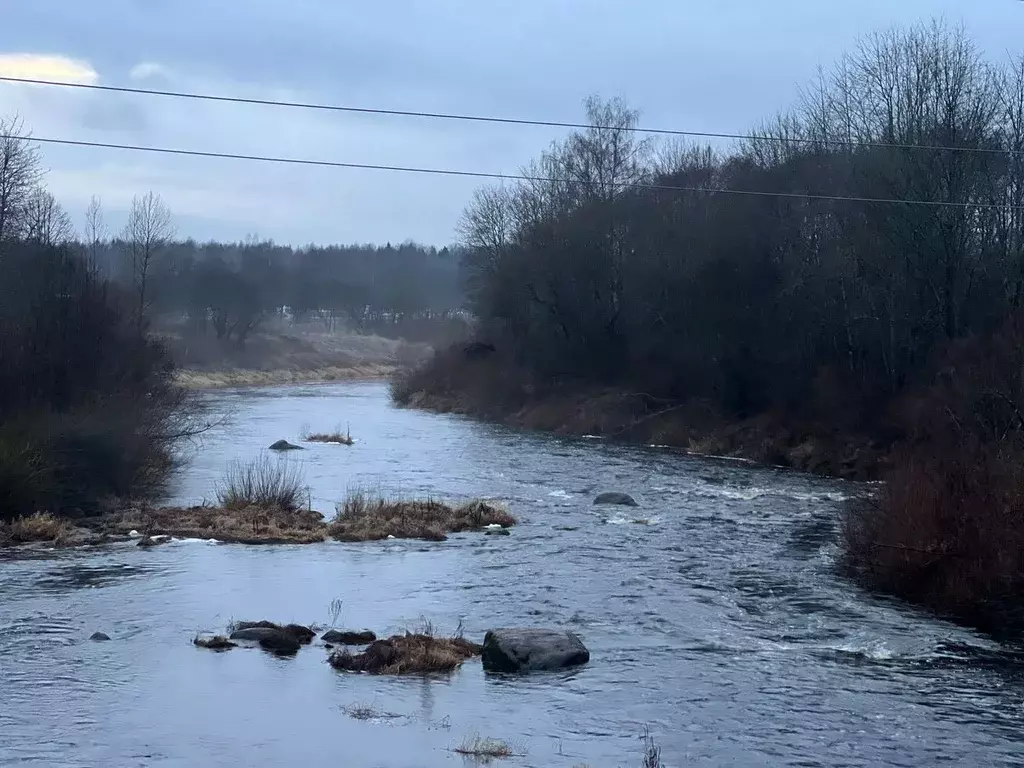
<box><xmin>1</xmin><ymin>381</ymin><xmax>1023</xmax><ymax>767</ymax></box>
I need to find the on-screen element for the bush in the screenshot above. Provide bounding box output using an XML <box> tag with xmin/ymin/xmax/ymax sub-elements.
<box><xmin>216</xmin><ymin>455</ymin><xmax>308</xmax><ymax>512</ymax></box>
<box><xmin>842</xmin><ymin>318</ymin><xmax>1024</xmax><ymax>637</ymax></box>
<box><xmin>2</xmin><ymin>512</ymin><xmax>71</xmax><ymax>544</ymax></box>
<box><xmin>0</xmin><ymin>240</ymin><xmax>204</xmax><ymax>521</ymax></box>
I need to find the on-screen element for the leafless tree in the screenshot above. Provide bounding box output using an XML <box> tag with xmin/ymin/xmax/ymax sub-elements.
<box><xmin>122</xmin><ymin>191</ymin><xmax>173</xmax><ymax>329</ymax></box>
<box><xmin>0</xmin><ymin>115</ymin><xmax>42</xmax><ymax>244</ymax></box>
<box><xmin>84</xmin><ymin>195</ymin><xmax>106</xmax><ymax>272</ymax></box>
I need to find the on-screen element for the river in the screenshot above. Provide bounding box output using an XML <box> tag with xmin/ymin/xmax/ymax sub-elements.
<box><xmin>1</xmin><ymin>381</ymin><xmax>1022</xmax><ymax>767</ymax></box>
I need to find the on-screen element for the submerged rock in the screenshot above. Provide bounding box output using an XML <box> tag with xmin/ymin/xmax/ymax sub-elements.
<box><xmin>268</xmin><ymin>440</ymin><xmax>303</xmax><ymax>451</ymax></box>
<box><xmin>321</xmin><ymin>629</ymin><xmax>376</xmax><ymax>645</ymax></box>
<box><xmin>193</xmin><ymin>635</ymin><xmax>237</xmax><ymax>651</ymax></box>
<box><xmin>593</xmin><ymin>492</ymin><xmax>638</xmax><ymax>507</ymax></box>
<box><xmin>229</xmin><ymin>626</ymin><xmax>302</xmax><ymax>654</ymax></box>
<box><xmin>485</xmin><ymin>528</ymin><xmax>512</xmax><ymax>536</ymax></box>
<box><xmin>89</xmin><ymin>631</ymin><xmax>111</xmax><ymax>642</ymax></box>
<box><xmin>481</xmin><ymin>628</ymin><xmax>590</xmax><ymax>673</ymax></box>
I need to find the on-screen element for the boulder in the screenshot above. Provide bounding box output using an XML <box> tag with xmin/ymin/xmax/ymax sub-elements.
<box><xmin>137</xmin><ymin>535</ymin><xmax>170</xmax><ymax>548</ymax></box>
<box><xmin>321</xmin><ymin>629</ymin><xmax>376</xmax><ymax>645</ymax></box>
<box><xmin>89</xmin><ymin>631</ymin><xmax>111</xmax><ymax>642</ymax></box>
<box><xmin>268</xmin><ymin>440</ymin><xmax>303</xmax><ymax>451</ymax></box>
<box><xmin>481</xmin><ymin>628</ymin><xmax>590</xmax><ymax>673</ymax></box>
<box><xmin>229</xmin><ymin>626</ymin><xmax>302</xmax><ymax>654</ymax></box>
<box><xmin>193</xmin><ymin>635</ymin><xmax>237</xmax><ymax>650</ymax></box>
<box><xmin>233</xmin><ymin>621</ymin><xmax>315</xmax><ymax>645</ymax></box>
<box><xmin>485</xmin><ymin>528</ymin><xmax>512</xmax><ymax>536</ymax></box>
<box><xmin>593</xmin><ymin>492</ymin><xmax>638</xmax><ymax>507</ymax></box>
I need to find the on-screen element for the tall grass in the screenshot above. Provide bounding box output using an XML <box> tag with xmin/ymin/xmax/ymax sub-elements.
<box><xmin>216</xmin><ymin>455</ymin><xmax>308</xmax><ymax>512</ymax></box>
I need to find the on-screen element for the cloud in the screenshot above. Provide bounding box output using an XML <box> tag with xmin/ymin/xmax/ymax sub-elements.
<box><xmin>129</xmin><ymin>61</ymin><xmax>172</xmax><ymax>82</ymax></box>
<box><xmin>0</xmin><ymin>53</ymin><xmax>98</xmax><ymax>84</ymax></box>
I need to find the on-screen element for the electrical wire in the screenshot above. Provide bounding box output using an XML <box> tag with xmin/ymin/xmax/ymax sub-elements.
<box><xmin>1</xmin><ymin>75</ymin><xmax>1018</xmax><ymax>157</ymax></box>
<box><xmin>4</xmin><ymin>132</ymin><xmax>1023</xmax><ymax>210</ymax></box>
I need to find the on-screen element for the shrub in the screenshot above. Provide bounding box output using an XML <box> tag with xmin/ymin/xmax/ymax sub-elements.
<box><xmin>6</xmin><ymin>512</ymin><xmax>71</xmax><ymax>543</ymax></box>
<box><xmin>216</xmin><ymin>455</ymin><xmax>307</xmax><ymax>512</ymax></box>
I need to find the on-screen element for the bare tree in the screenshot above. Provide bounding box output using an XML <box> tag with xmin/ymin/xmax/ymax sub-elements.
<box><xmin>23</xmin><ymin>187</ymin><xmax>74</xmax><ymax>246</ymax></box>
<box><xmin>84</xmin><ymin>195</ymin><xmax>106</xmax><ymax>272</ymax></box>
<box><xmin>0</xmin><ymin>115</ymin><xmax>43</xmax><ymax>244</ymax></box>
<box><xmin>122</xmin><ymin>191</ymin><xmax>173</xmax><ymax>330</ymax></box>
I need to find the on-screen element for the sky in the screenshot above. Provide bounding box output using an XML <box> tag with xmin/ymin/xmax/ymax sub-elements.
<box><xmin>0</xmin><ymin>1</ymin><xmax>1021</xmax><ymax>247</ymax></box>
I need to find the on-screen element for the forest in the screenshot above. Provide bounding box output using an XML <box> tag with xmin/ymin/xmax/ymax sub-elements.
<box><xmin>397</xmin><ymin>20</ymin><xmax>1024</xmax><ymax>635</ymax></box>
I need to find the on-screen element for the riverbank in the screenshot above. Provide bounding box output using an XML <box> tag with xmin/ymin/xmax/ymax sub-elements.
<box><xmin>392</xmin><ymin>352</ymin><xmax>886</xmax><ymax>480</ymax></box>
<box><xmin>175</xmin><ymin>364</ymin><xmax>394</xmax><ymax>390</ymax></box>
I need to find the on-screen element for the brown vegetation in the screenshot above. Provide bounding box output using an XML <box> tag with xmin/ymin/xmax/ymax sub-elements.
<box><xmin>0</xmin><ymin>512</ymin><xmax>72</xmax><ymax>545</ymax></box>
<box><xmin>113</xmin><ymin>504</ymin><xmax>327</xmax><ymax>545</ymax></box>
<box><xmin>302</xmin><ymin>425</ymin><xmax>353</xmax><ymax>445</ymax></box>
<box><xmin>328</xmin><ymin>632</ymin><xmax>482</xmax><ymax>675</ymax></box>
<box><xmin>842</xmin><ymin>319</ymin><xmax>1024</xmax><ymax>638</ymax></box>
<box><xmin>328</xmin><ymin>491</ymin><xmax>516</xmax><ymax>542</ymax></box>
<box><xmin>193</xmin><ymin>635</ymin><xmax>237</xmax><ymax>650</ymax></box>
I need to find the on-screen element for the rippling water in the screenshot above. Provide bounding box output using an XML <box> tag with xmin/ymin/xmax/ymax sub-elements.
<box><xmin>1</xmin><ymin>381</ymin><xmax>1023</xmax><ymax>767</ymax></box>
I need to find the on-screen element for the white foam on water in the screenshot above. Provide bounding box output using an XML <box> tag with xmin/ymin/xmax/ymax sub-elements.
<box><xmin>547</xmin><ymin>489</ymin><xmax>573</xmax><ymax>500</ymax></box>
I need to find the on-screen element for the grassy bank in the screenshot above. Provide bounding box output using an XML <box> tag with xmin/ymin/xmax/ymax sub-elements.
<box><xmin>392</xmin><ymin>349</ymin><xmax>884</xmax><ymax>480</ymax></box>
<box><xmin>176</xmin><ymin>364</ymin><xmax>394</xmax><ymax>390</ymax></box>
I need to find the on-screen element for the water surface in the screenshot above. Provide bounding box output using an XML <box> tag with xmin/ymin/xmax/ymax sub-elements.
<box><xmin>1</xmin><ymin>382</ymin><xmax>1022</xmax><ymax>767</ymax></box>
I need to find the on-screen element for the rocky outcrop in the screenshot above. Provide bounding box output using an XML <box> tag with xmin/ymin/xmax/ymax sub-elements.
<box><xmin>268</xmin><ymin>440</ymin><xmax>303</xmax><ymax>451</ymax></box>
<box><xmin>481</xmin><ymin>628</ymin><xmax>590</xmax><ymax>673</ymax></box>
<box><xmin>321</xmin><ymin>629</ymin><xmax>376</xmax><ymax>645</ymax></box>
<box><xmin>593</xmin><ymin>492</ymin><xmax>638</xmax><ymax>507</ymax></box>
<box><xmin>89</xmin><ymin>631</ymin><xmax>111</xmax><ymax>642</ymax></box>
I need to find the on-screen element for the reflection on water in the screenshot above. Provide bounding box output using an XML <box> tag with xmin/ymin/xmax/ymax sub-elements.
<box><xmin>0</xmin><ymin>381</ymin><xmax>1022</xmax><ymax>767</ymax></box>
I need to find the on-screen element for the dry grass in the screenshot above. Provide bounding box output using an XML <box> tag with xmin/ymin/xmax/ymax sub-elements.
<box><xmin>328</xmin><ymin>632</ymin><xmax>482</xmax><ymax>675</ymax></box>
<box><xmin>217</xmin><ymin>455</ymin><xmax>308</xmax><ymax>512</ymax></box>
<box><xmin>114</xmin><ymin>504</ymin><xmax>327</xmax><ymax>545</ymax></box>
<box><xmin>303</xmin><ymin>425</ymin><xmax>354</xmax><ymax>445</ymax></box>
<box><xmin>454</xmin><ymin>736</ymin><xmax>517</xmax><ymax>761</ymax></box>
<box><xmin>2</xmin><ymin>512</ymin><xmax>72</xmax><ymax>544</ymax></box>
<box><xmin>328</xmin><ymin>491</ymin><xmax>516</xmax><ymax>542</ymax></box>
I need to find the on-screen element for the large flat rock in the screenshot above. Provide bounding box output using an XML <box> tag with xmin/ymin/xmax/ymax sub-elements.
<box><xmin>481</xmin><ymin>628</ymin><xmax>590</xmax><ymax>673</ymax></box>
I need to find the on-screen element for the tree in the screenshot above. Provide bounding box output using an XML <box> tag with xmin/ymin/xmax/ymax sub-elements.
<box><xmin>84</xmin><ymin>195</ymin><xmax>106</xmax><ymax>272</ymax></box>
<box><xmin>122</xmin><ymin>191</ymin><xmax>173</xmax><ymax>330</ymax></box>
<box><xmin>0</xmin><ymin>115</ymin><xmax>42</xmax><ymax>244</ymax></box>
<box><xmin>23</xmin><ymin>187</ymin><xmax>74</xmax><ymax>246</ymax></box>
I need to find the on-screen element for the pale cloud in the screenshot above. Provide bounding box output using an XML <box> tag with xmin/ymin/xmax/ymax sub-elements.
<box><xmin>129</xmin><ymin>61</ymin><xmax>172</xmax><ymax>82</ymax></box>
<box><xmin>0</xmin><ymin>53</ymin><xmax>98</xmax><ymax>84</ymax></box>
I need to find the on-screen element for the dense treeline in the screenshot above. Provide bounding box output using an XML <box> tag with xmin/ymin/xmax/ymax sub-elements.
<box><xmin>88</xmin><ymin>232</ymin><xmax>464</xmax><ymax>347</ymax></box>
<box><xmin>0</xmin><ymin>120</ymin><xmax>201</xmax><ymax>521</ymax></box>
<box><xmin>402</xmin><ymin>21</ymin><xmax>1024</xmax><ymax>635</ymax></box>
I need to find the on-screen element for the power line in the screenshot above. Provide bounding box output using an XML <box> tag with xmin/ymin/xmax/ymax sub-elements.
<box><xmin>0</xmin><ymin>75</ymin><xmax>1017</xmax><ymax>157</ymax></box>
<box><xmin>4</xmin><ymin>132</ymin><xmax>1023</xmax><ymax>211</ymax></box>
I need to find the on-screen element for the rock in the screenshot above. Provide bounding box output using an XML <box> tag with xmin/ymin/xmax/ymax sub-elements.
<box><xmin>593</xmin><ymin>492</ymin><xmax>638</xmax><ymax>507</ymax></box>
<box><xmin>193</xmin><ymin>635</ymin><xmax>237</xmax><ymax>650</ymax></box>
<box><xmin>485</xmin><ymin>528</ymin><xmax>512</xmax><ymax>536</ymax></box>
<box><xmin>233</xmin><ymin>621</ymin><xmax>315</xmax><ymax>645</ymax></box>
<box><xmin>229</xmin><ymin>626</ymin><xmax>302</xmax><ymax>655</ymax></box>
<box><xmin>322</xmin><ymin>629</ymin><xmax>377</xmax><ymax>645</ymax></box>
<box><xmin>89</xmin><ymin>631</ymin><xmax>111</xmax><ymax>642</ymax></box>
<box><xmin>481</xmin><ymin>628</ymin><xmax>590</xmax><ymax>673</ymax></box>
<box><xmin>268</xmin><ymin>440</ymin><xmax>303</xmax><ymax>451</ymax></box>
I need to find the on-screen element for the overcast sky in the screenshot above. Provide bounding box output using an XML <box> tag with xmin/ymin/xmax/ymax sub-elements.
<box><xmin>0</xmin><ymin>1</ymin><xmax>1021</xmax><ymax>247</ymax></box>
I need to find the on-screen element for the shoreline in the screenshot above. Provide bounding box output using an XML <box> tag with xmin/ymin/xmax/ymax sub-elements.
<box><xmin>175</xmin><ymin>364</ymin><xmax>395</xmax><ymax>390</ymax></box>
<box><xmin>395</xmin><ymin>370</ymin><xmax>884</xmax><ymax>481</ymax></box>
